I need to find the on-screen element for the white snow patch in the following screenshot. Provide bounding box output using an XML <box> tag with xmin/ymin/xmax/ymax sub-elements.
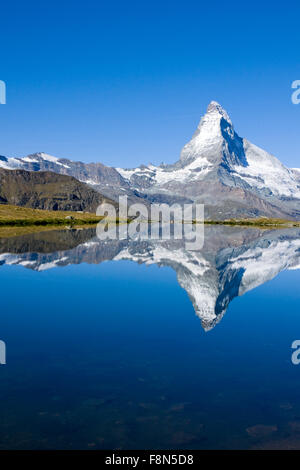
<box><xmin>232</xmin><ymin>140</ymin><xmax>300</xmax><ymax>198</ymax></box>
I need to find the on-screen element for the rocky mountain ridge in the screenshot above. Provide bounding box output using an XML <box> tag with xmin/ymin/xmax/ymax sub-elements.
<box><xmin>1</xmin><ymin>101</ymin><xmax>300</xmax><ymax>219</ymax></box>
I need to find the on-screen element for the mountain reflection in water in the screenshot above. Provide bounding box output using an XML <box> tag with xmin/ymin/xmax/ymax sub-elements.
<box><xmin>1</xmin><ymin>225</ymin><xmax>299</xmax><ymax>330</ymax></box>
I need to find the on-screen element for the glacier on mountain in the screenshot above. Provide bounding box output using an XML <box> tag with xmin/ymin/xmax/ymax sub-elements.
<box><xmin>1</xmin><ymin>101</ymin><xmax>300</xmax><ymax>219</ymax></box>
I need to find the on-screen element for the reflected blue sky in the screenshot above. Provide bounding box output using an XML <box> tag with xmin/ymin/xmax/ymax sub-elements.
<box><xmin>0</xmin><ymin>259</ymin><xmax>300</xmax><ymax>449</ymax></box>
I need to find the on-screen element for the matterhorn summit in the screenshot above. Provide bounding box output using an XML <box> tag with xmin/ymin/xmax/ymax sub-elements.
<box><xmin>179</xmin><ymin>100</ymin><xmax>246</xmax><ymax>169</ymax></box>
<box><xmin>1</xmin><ymin>100</ymin><xmax>300</xmax><ymax>220</ymax></box>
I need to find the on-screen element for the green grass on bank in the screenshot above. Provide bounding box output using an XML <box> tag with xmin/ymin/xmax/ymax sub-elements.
<box><xmin>200</xmin><ymin>217</ymin><xmax>300</xmax><ymax>228</ymax></box>
<box><xmin>0</xmin><ymin>204</ymin><xmax>299</xmax><ymax>230</ymax></box>
<box><xmin>0</xmin><ymin>204</ymin><xmax>103</xmax><ymax>225</ymax></box>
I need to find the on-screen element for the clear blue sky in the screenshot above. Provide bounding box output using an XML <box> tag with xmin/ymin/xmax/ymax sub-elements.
<box><xmin>0</xmin><ymin>0</ymin><xmax>300</xmax><ymax>168</ymax></box>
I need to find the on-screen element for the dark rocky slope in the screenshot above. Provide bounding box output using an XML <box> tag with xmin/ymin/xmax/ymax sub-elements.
<box><xmin>0</xmin><ymin>168</ymin><xmax>117</xmax><ymax>212</ymax></box>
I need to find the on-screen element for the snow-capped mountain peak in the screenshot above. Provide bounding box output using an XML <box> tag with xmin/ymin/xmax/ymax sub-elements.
<box><xmin>21</xmin><ymin>152</ymin><xmax>71</xmax><ymax>167</ymax></box>
<box><xmin>206</xmin><ymin>100</ymin><xmax>232</xmax><ymax>124</ymax></box>
<box><xmin>1</xmin><ymin>100</ymin><xmax>300</xmax><ymax>220</ymax></box>
<box><xmin>0</xmin><ymin>151</ymin><xmax>69</xmax><ymax>169</ymax></box>
<box><xmin>179</xmin><ymin>100</ymin><xmax>244</xmax><ymax>169</ymax></box>
<box><xmin>26</xmin><ymin>152</ymin><xmax>58</xmax><ymax>163</ymax></box>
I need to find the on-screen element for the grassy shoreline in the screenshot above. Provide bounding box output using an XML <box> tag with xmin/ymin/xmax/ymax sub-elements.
<box><xmin>0</xmin><ymin>204</ymin><xmax>299</xmax><ymax>229</ymax></box>
<box><xmin>200</xmin><ymin>218</ymin><xmax>300</xmax><ymax>228</ymax></box>
<box><xmin>0</xmin><ymin>204</ymin><xmax>105</xmax><ymax>225</ymax></box>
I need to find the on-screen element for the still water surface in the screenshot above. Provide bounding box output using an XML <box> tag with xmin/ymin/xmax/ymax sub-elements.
<box><xmin>0</xmin><ymin>225</ymin><xmax>300</xmax><ymax>449</ymax></box>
